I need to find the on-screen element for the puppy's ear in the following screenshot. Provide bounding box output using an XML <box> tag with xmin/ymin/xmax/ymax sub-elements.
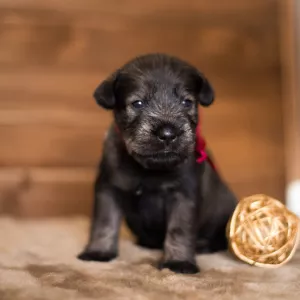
<box><xmin>93</xmin><ymin>71</ymin><xmax>118</xmax><ymax>109</ymax></box>
<box><xmin>196</xmin><ymin>73</ymin><xmax>215</xmax><ymax>107</ymax></box>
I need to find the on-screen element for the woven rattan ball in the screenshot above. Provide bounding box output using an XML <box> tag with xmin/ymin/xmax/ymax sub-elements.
<box><xmin>227</xmin><ymin>194</ymin><xmax>300</xmax><ymax>268</ymax></box>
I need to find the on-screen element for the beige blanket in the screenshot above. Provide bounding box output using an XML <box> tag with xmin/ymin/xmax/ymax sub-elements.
<box><xmin>0</xmin><ymin>217</ymin><xmax>299</xmax><ymax>300</ymax></box>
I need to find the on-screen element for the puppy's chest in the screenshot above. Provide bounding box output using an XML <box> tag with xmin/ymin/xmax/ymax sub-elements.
<box><xmin>123</xmin><ymin>178</ymin><xmax>177</xmax><ymax>228</ymax></box>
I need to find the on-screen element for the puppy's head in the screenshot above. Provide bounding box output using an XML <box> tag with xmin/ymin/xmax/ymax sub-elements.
<box><xmin>94</xmin><ymin>54</ymin><xmax>214</xmax><ymax>170</ymax></box>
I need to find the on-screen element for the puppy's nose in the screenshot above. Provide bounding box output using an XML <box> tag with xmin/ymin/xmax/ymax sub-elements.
<box><xmin>156</xmin><ymin>125</ymin><xmax>177</xmax><ymax>143</ymax></box>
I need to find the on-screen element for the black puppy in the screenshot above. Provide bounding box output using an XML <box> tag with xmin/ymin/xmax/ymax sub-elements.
<box><xmin>78</xmin><ymin>54</ymin><xmax>237</xmax><ymax>274</ymax></box>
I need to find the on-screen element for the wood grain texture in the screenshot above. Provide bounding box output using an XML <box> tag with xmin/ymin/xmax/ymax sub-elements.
<box><xmin>279</xmin><ymin>0</ymin><xmax>300</xmax><ymax>183</ymax></box>
<box><xmin>0</xmin><ymin>168</ymin><xmax>94</xmax><ymax>217</ymax></box>
<box><xmin>0</xmin><ymin>1</ymin><xmax>279</xmax><ymax>73</ymax></box>
<box><xmin>0</xmin><ymin>0</ymin><xmax>285</xmax><ymax>216</ymax></box>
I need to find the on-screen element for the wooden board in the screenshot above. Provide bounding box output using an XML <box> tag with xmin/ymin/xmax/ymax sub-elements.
<box><xmin>0</xmin><ymin>1</ymin><xmax>279</xmax><ymax>73</ymax></box>
<box><xmin>0</xmin><ymin>168</ymin><xmax>94</xmax><ymax>217</ymax></box>
<box><xmin>280</xmin><ymin>0</ymin><xmax>300</xmax><ymax>183</ymax></box>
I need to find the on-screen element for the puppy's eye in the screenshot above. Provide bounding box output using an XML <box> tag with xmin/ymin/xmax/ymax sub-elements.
<box><xmin>131</xmin><ymin>100</ymin><xmax>145</xmax><ymax>109</ymax></box>
<box><xmin>181</xmin><ymin>99</ymin><xmax>193</xmax><ymax>108</ymax></box>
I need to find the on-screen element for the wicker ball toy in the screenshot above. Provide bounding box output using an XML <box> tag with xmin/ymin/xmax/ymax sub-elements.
<box><xmin>227</xmin><ymin>194</ymin><xmax>300</xmax><ymax>268</ymax></box>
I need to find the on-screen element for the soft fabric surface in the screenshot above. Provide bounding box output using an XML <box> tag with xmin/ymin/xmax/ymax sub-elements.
<box><xmin>0</xmin><ymin>217</ymin><xmax>299</xmax><ymax>300</ymax></box>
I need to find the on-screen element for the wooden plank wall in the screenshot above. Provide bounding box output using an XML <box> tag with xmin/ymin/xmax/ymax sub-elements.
<box><xmin>0</xmin><ymin>0</ymin><xmax>285</xmax><ymax>217</ymax></box>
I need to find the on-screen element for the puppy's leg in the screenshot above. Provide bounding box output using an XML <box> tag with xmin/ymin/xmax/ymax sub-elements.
<box><xmin>197</xmin><ymin>161</ymin><xmax>237</xmax><ymax>254</ymax></box>
<box><xmin>160</xmin><ymin>194</ymin><xmax>199</xmax><ymax>274</ymax></box>
<box><xmin>78</xmin><ymin>183</ymin><xmax>122</xmax><ymax>262</ymax></box>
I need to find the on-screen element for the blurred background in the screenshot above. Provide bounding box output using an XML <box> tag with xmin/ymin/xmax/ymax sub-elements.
<box><xmin>0</xmin><ymin>0</ymin><xmax>298</xmax><ymax>218</ymax></box>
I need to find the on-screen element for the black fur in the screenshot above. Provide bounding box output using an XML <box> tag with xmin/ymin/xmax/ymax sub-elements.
<box><xmin>78</xmin><ymin>54</ymin><xmax>237</xmax><ymax>274</ymax></box>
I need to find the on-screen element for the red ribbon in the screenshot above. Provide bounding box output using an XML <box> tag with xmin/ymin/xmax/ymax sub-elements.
<box><xmin>195</xmin><ymin>124</ymin><xmax>216</xmax><ymax>170</ymax></box>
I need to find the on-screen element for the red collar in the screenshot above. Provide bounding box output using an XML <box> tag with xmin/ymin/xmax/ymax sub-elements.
<box><xmin>195</xmin><ymin>124</ymin><xmax>216</xmax><ymax>170</ymax></box>
<box><xmin>195</xmin><ymin>124</ymin><xmax>207</xmax><ymax>164</ymax></box>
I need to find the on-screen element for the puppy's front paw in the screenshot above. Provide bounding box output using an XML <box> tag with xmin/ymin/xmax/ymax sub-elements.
<box><xmin>159</xmin><ymin>260</ymin><xmax>200</xmax><ymax>274</ymax></box>
<box><xmin>77</xmin><ymin>250</ymin><xmax>117</xmax><ymax>262</ymax></box>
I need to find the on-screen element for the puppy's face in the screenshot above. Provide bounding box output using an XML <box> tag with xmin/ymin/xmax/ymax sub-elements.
<box><xmin>94</xmin><ymin>54</ymin><xmax>214</xmax><ymax>170</ymax></box>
